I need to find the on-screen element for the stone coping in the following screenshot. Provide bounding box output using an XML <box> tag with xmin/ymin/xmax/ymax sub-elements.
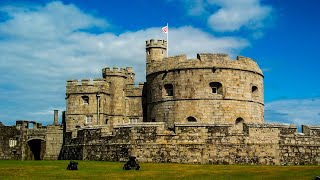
<box><xmin>245</xmin><ymin>123</ymin><xmax>297</xmax><ymax>128</ymax></box>
<box><xmin>114</xmin><ymin>122</ymin><xmax>166</xmax><ymax>128</ymax></box>
<box><xmin>303</xmin><ymin>125</ymin><xmax>320</xmax><ymax>129</ymax></box>
<box><xmin>174</xmin><ymin>122</ymin><xmax>232</xmax><ymax>127</ymax></box>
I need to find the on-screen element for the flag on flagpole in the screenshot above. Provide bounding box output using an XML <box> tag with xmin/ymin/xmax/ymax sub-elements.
<box><xmin>162</xmin><ymin>25</ymin><xmax>168</xmax><ymax>33</ymax></box>
<box><xmin>162</xmin><ymin>23</ymin><xmax>169</xmax><ymax>57</ymax></box>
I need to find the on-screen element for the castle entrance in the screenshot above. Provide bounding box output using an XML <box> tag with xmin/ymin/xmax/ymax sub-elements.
<box><xmin>26</xmin><ymin>138</ymin><xmax>46</xmax><ymax>160</ymax></box>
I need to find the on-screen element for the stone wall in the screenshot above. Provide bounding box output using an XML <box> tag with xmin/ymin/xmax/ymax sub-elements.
<box><xmin>61</xmin><ymin>123</ymin><xmax>320</xmax><ymax>165</ymax></box>
<box><xmin>0</xmin><ymin>123</ymin><xmax>21</xmax><ymax>159</ymax></box>
<box><xmin>0</xmin><ymin>119</ymin><xmax>64</xmax><ymax>161</ymax></box>
<box><xmin>279</xmin><ymin>125</ymin><xmax>320</xmax><ymax>165</ymax></box>
<box><xmin>44</xmin><ymin>125</ymin><xmax>63</xmax><ymax>160</ymax></box>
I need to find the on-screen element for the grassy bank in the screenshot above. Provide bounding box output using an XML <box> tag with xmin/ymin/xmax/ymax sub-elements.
<box><xmin>0</xmin><ymin>160</ymin><xmax>319</xmax><ymax>179</ymax></box>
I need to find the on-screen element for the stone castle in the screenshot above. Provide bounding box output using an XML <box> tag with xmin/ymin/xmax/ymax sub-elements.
<box><xmin>1</xmin><ymin>39</ymin><xmax>320</xmax><ymax>165</ymax></box>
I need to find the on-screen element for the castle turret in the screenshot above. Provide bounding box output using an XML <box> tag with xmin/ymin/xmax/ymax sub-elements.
<box><xmin>103</xmin><ymin>67</ymin><xmax>127</xmax><ymax>125</ymax></box>
<box><xmin>146</xmin><ymin>39</ymin><xmax>167</xmax><ymax>75</ymax></box>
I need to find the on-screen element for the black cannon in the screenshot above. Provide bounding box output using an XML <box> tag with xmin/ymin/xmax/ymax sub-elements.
<box><xmin>67</xmin><ymin>161</ymin><xmax>78</xmax><ymax>170</ymax></box>
<box><xmin>123</xmin><ymin>156</ymin><xmax>140</xmax><ymax>170</ymax></box>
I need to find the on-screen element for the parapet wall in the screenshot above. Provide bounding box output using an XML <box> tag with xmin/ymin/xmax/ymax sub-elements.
<box><xmin>146</xmin><ymin>39</ymin><xmax>167</xmax><ymax>49</ymax></box>
<box><xmin>61</xmin><ymin>123</ymin><xmax>320</xmax><ymax>165</ymax></box>
<box><xmin>66</xmin><ymin>78</ymin><xmax>109</xmax><ymax>94</ymax></box>
<box><xmin>146</xmin><ymin>53</ymin><xmax>263</xmax><ymax>76</ymax></box>
<box><xmin>125</xmin><ymin>82</ymin><xmax>144</xmax><ymax>97</ymax></box>
<box><xmin>102</xmin><ymin>67</ymin><xmax>134</xmax><ymax>78</ymax></box>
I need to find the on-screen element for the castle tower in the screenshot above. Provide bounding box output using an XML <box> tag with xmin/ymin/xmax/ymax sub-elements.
<box><xmin>145</xmin><ymin>52</ymin><xmax>264</xmax><ymax>128</ymax></box>
<box><xmin>102</xmin><ymin>67</ymin><xmax>127</xmax><ymax>125</ymax></box>
<box><xmin>146</xmin><ymin>39</ymin><xmax>167</xmax><ymax>75</ymax></box>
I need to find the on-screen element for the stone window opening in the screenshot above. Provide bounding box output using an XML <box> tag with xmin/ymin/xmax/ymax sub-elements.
<box><xmin>235</xmin><ymin>117</ymin><xmax>244</xmax><ymax>132</ymax></box>
<box><xmin>28</xmin><ymin>122</ymin><xmax>34</xmax><ymax>129</ymax></box>
<box><xmin>209</xmin><ymin>82</ymin><xmax>222</xmax><ymax>95</ymax></box>
<box><xmin>164</xmin><ymin>84</ymin><xmax>173</xmax><ymax>96</ymax></box>
<box><xmin>187</xmin><ymin>116</ymin><xmax>197</xmax><ymax>122</ymax></box>
<box><xmin>82</xmin><ymin>96</ymin><xmax>89</xmax><ymax>105</ymax></box>
<box><xmin>252</xmin><ymin>86</ymin><xmax>258</xmax><ymax>94</ymax></box>
<box><xmin>105</xmin><ymin>118</ymin><xmax>108</xmax><ymax>124</ymax></box>
<box><xmin>129</xmin><ymin>118</ymin><xmax>138</xmax><ymax>124</ymax></box>
<box><xmin>85</xmin><ymin>115</ymin><xmax>93</xmax><ymax>125</ymax></box>
<box><xmin>9</xmin><ymin>138</ymin><xmax>17</xmax><ymax>148</ymax></box>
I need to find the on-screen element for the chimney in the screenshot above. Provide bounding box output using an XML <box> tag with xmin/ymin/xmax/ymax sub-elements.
<box><xmin>54</xmin><ymin>110</ymin><xmax>59</xmax><ymax>125</ymax></box>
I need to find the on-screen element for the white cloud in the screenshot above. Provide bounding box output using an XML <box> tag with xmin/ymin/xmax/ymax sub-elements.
<box><xmin>207</xmin><ymin>0</ymin><xmax>272</xmax><ymax>32</ymax></box>
<box><xmin>177</xmin><ymin>0</ymin><xmax>273</xmax><ymax>32</ymax></box>
<box><xmin>265</xmin><ymin>98</ymin><xmax>320</xmax><ymax>128</ymax></box>
<box><xmin>0</xmin><ymin>1</ymin><xmax>249</xmax><ymax>125</ymax></box>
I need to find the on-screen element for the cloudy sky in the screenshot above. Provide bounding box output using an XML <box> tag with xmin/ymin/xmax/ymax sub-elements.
<box><xmin>0</xmin><ymin>0</ymin><xmax>319</xmax><ymax>129</ymax></box>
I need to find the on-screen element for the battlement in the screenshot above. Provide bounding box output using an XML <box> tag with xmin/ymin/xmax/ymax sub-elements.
<box><xmin>102</xmin><ymin>67</ymin><xmax>134</xmax><ymax>78</ymax></box>
<box><xmin>146</xmin><ymin>39</ymin><xmax>167</xmax><ymax>49</ymax></box>
<box><xmin>66</xmin><ymin>78</ymin><xmax>107</xmax><ymax>86</ymax></box>
<box><xmin>16</xmin><ymin>120</ymin><xmax>45</xmax><ymax>130</ymax></box>
<box><xmin>126</xmin><ymin>82</ymin><xmax>144</xmax><ymax>97</ymax></box>
<box><xmin>147</xmin><ymin>53</ymin><xmax>263</xmax><ymax>76</ymax></box>
<box><xmin>302</xmin><ymin>125</ymin><xmax>320</xmax><ymax>136</ymax></box>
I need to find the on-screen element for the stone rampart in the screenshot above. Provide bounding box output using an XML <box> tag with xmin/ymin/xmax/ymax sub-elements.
<box><xmin>61</xmin><ymin>123</ymin><xmax>320</xmax><ymax>165</ymax></box>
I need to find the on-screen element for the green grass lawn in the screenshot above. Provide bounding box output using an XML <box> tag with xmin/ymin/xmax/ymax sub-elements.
<box><xmin>0</xmin><ymin>160</ymin><xmax>319</xmax><ymax>180</ymax></box>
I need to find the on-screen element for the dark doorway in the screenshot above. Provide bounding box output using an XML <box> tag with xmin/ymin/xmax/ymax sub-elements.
<box><xmin>27</xmin><ymin>139</ymin><xmax>46</xmax><ymax>160</ymax></box>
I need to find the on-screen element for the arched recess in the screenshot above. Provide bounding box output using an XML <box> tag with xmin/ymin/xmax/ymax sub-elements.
<box><xmin>187</xmin><ymin>116</ymin><xmax>197</xmax><ymax>122</ymax></box>
<box><xmin>235</xmin><ymin>117</ymin><xmax>244</xmax><ymax>124</ymax></box>
<box><xmin>235</xmin><ymin>117</ymin><xmax>244</xmax><ymax>132</ymax></box>
<box><xmin>26</xmin><ymin>138</ymin><xmax>46</xmax><ymax>160</ymax></box>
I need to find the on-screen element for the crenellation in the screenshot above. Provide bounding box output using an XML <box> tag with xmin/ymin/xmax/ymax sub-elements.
<box><xmin>302</xmin><ymin>125</ymin><xmax>320</xmax><ymax>136</ymax></box>
<box><xmin>147</xmin><ymin>53</ymin><xmax>263</xmax><ymax>76</ymax></box>
<box><xmin>145</xmin><ymin>39</ymin><xmax>167</xmax><ymax>48</ymax></box>
<box><xmin>197</xmin><ymin>53</ymin><xmax>229</xmax><ymax>61</ymax></box>
<box><xmin>67</xmin><ymin>79</ymin><xmax>78</xmax><ymax>86</ymax></box>
<box><xmin>126</xmin><ymin>67</ymin><xmax>133</xmax><ymax>73</ymax></box>
<box><xmin>102</xmin><ymin>66</ymin><xmax>132</xmax><ymax>78</ymax></box>
<box><xmin>237</xmin><ymin>55</ymin><xmax>254</xmax><ymax>61</ymax></box>
<box><xmin>93</xmin><ymin>78</ymin><xmax>106</xmax><ymax>85</ymax></box>
<box><xmin>81</xmin><ymin>79</ymin><xmax>92</xmax><ymax>86</ymax></box>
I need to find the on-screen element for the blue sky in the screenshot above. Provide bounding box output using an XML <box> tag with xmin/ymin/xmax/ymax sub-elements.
<box><xmin>0</xmin><ymin>0</ymin><xmax>319</xmax><ymax>129</ymax></box>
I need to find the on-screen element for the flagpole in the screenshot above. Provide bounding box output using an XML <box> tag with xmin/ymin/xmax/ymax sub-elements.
<box><xmin>166</xmin><ymin>22</ymin><xmax>169</xmax><ymax>57</ymax></box>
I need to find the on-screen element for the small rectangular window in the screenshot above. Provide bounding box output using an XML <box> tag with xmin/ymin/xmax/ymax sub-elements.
<box><xmin>211</xmin><ymin>87</ymin><xmax>217</xmax><ymax>94</ymax></box>
<box><xmin>164</xmin><ymin>84</ymin><xmax>173</xmax><ymax>96</ymax></box>
<box><xmin>129</xmin><ymin>118</ymin><xmax>138</xmax><ymax>124</ymax></box>
<box><xmin>9</xmin><ymin>139</ymin><xmax>17</xmax><ymax>148</ymax></box>
<box><xmin>85</xmin><ymin>115</ymin><xmax>93</xmax><ymax>125</ymax></box>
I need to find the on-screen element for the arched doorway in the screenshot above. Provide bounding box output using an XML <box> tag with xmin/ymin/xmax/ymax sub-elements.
<box><xmin>26</xmin><ymin>138</ymin><xmax>46</xmax><ymax>160</ymax></box>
